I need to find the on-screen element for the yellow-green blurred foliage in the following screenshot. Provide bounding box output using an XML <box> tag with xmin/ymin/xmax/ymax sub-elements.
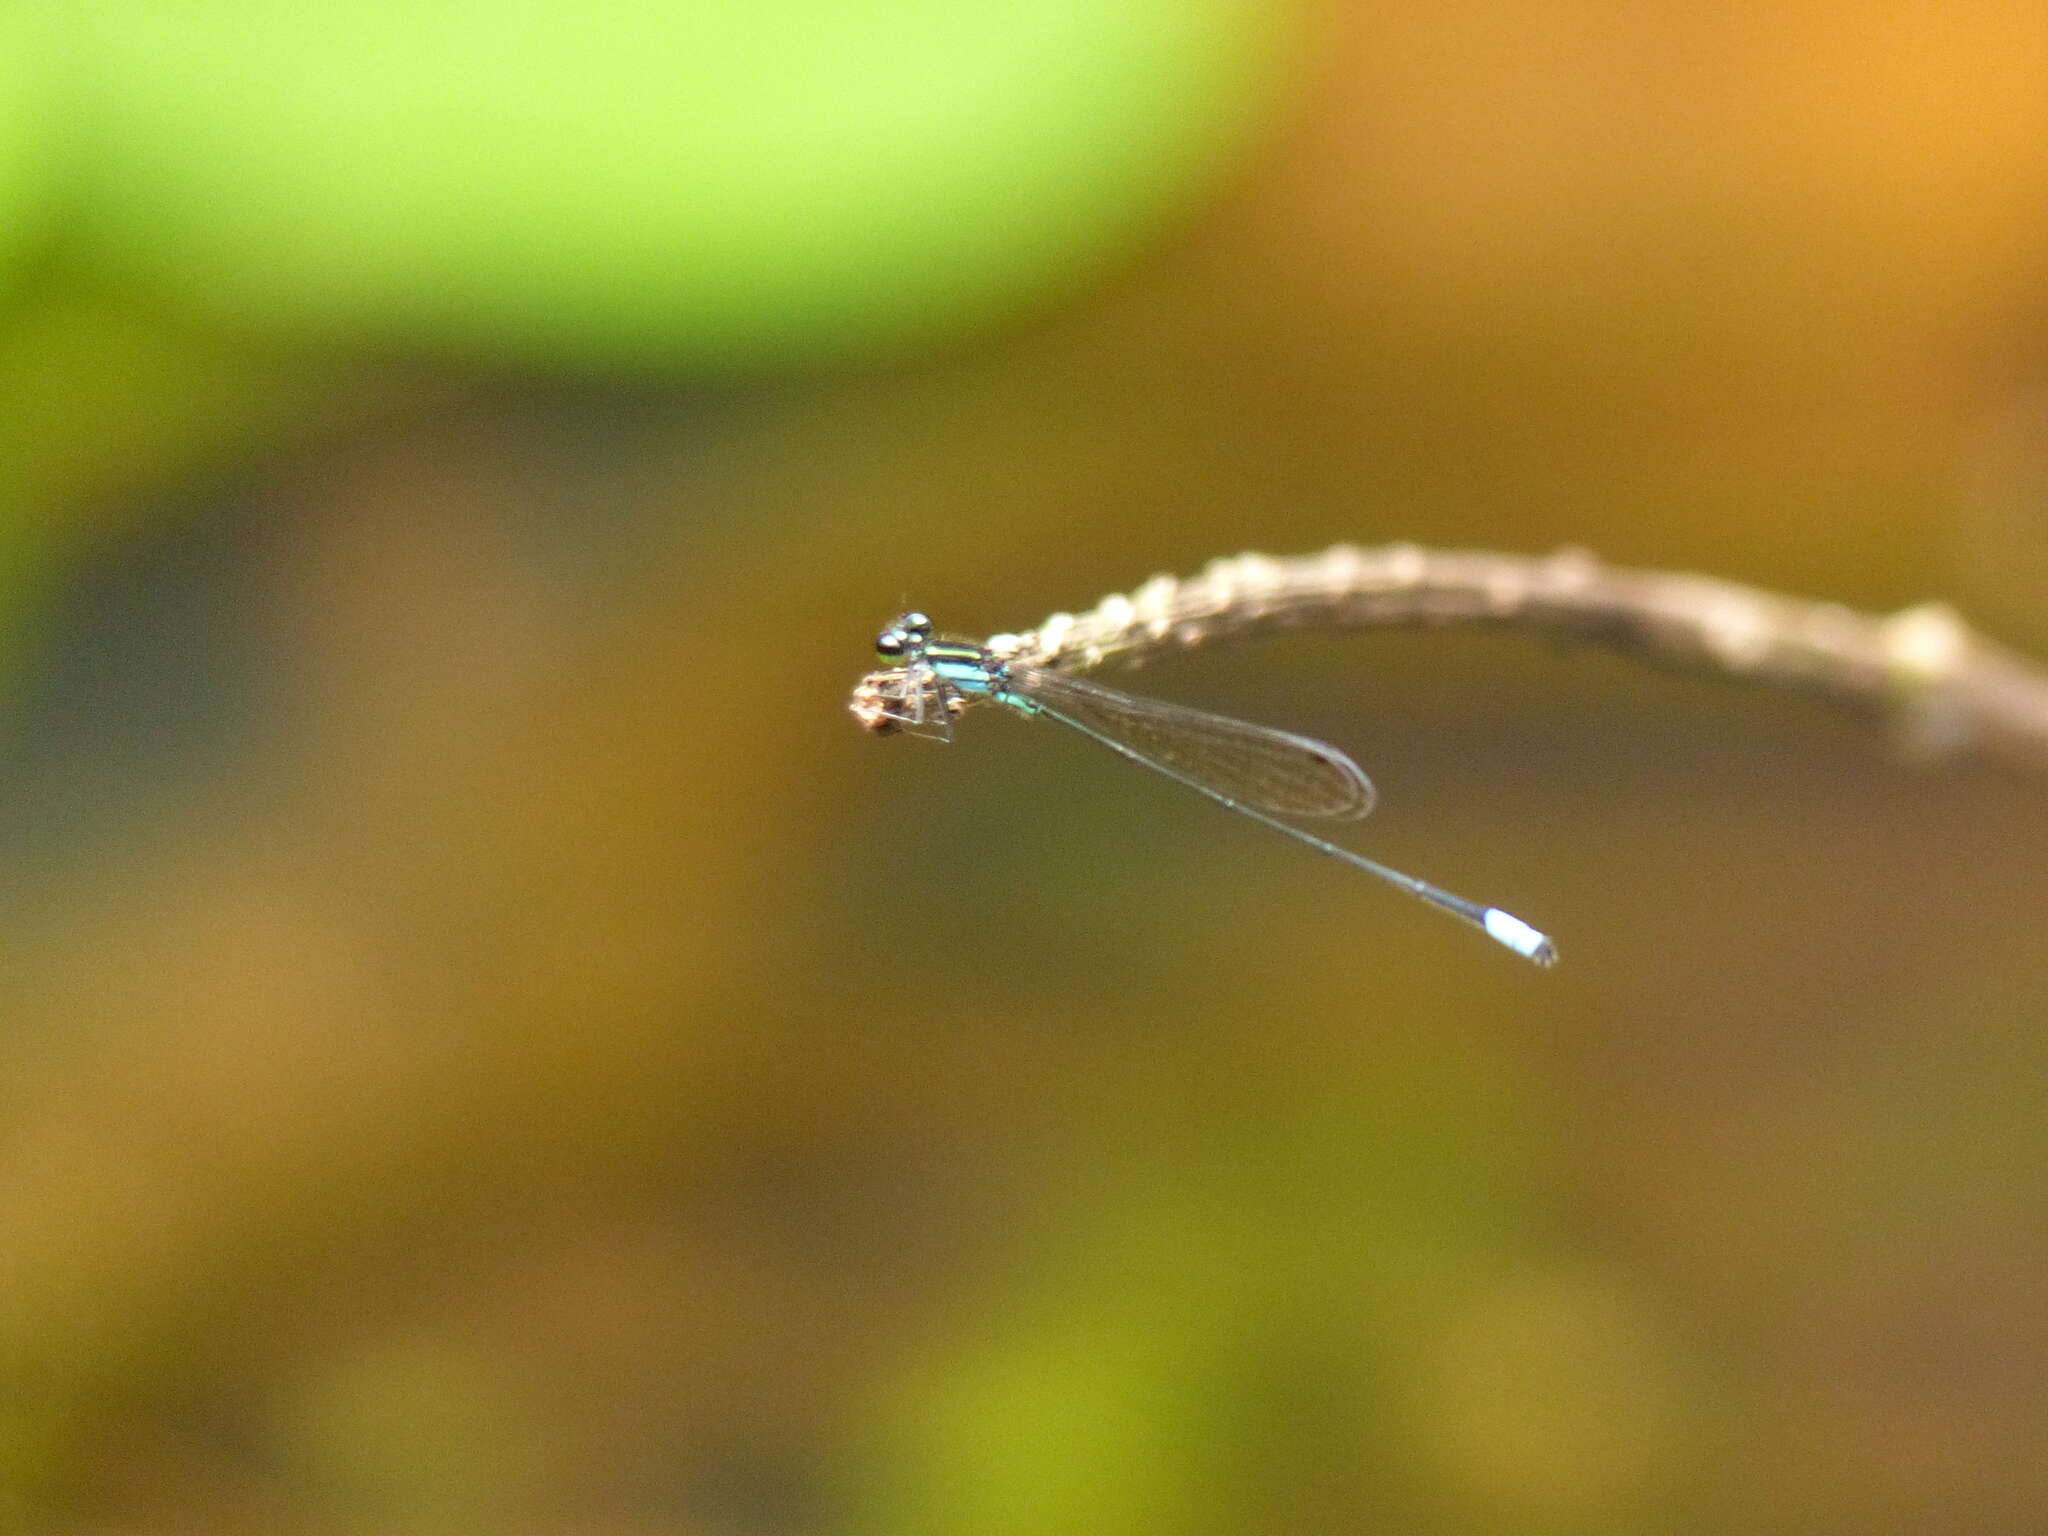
<box><xmin>5</xmin><ymin>2</ymin><xmax>2048</xmax><ymax>1534</ymax></box>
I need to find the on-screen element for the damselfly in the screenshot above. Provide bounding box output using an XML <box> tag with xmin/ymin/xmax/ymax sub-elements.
<box><xmin>851</xmin><ymin>612</ymin><xmax>1556</xmax><ymax>966</ymax></box>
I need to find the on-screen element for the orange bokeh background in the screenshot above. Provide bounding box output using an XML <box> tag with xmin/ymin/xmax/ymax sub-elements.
<box><xmin>6</xmin><ymin>3</ymin><xmax>2048</xmax><ymax>1532</ymax></box>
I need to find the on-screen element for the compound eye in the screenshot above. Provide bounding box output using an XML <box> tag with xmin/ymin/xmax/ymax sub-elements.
<box><xmin>875</xmin><ymin>612</ymin><xmax>933</xmax><ymax>659</ymax></box>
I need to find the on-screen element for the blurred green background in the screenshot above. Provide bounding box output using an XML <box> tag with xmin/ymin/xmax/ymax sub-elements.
<box><xmin>5</xmin><ymin>1</ymin><xmax>2048</xmax><ymax>1532</ymax></box>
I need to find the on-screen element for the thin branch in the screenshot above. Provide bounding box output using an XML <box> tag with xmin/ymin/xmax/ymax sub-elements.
<box><xmin>853</xmin><ymin>545</ymin><xmax>2048</xmax><ymax>778</ymax></box>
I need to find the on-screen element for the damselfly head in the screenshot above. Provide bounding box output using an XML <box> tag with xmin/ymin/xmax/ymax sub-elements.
<box><xmin>874</xmin><ymin>612</ymin><xmax>933</xmax><ymax>661</ymax></box>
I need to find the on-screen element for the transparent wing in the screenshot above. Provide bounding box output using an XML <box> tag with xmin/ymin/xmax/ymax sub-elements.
<box><xmin>1004</xmin><ymin>664</ymin><xmax>1375</xmax><ymax>820</ymax></box>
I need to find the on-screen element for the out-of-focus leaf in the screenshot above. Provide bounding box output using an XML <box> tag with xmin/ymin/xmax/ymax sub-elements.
<box><xmin>0</xmin><ymin>2</ymin><xmax>53</xmax><ymax>298</ymax></box>
<box><xmin>63</xmin><ymin>0</ymin><xmax>1285</xmax><ymax>367</ymax></box>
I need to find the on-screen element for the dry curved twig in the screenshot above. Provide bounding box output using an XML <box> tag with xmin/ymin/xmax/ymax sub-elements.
<box><xmin>853</xmin><ymin>544</ymin><xmax>2048</xmax><ymax>778</ymax></box>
